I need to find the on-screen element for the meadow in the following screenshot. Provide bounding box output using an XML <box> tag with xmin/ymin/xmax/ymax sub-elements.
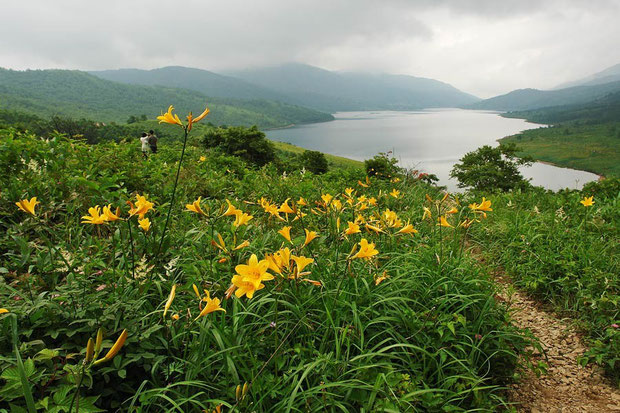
<box><xmin>0</xmin><ymin>106</ymin><xmax>617</xmax><ymax>412</ymax></box>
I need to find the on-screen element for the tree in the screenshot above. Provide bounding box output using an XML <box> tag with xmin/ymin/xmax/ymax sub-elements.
<box><xmin>450</xmin><ymin>143</ymin><xmax>532</xmax><ymax>192</ymax></box>
<box><xmin>202</xmin><ymin>126</ymin><xmax>275</xmax><ymax>167</ymax></box>
<box><xmin>298</xmin><ymin>150</ymin><xmax>328</xmax><ymax>174</ymax></box>
<box><xmin>364</xmin><ymin>152</ymin><xmax>402</xmax><ymax>179</ymax></box>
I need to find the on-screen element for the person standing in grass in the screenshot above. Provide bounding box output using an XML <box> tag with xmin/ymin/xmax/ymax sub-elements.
<box><xmin>147</xmin><ymin>130</ymin><xmax>158</xmax><ymax>154</ymax></box>
<box><xmin>140</xmin><ymin>132</ymin><xmax>150</xmax><ymax>159</ymax></box>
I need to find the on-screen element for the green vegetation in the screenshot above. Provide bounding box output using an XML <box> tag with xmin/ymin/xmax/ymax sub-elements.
<box><xmin>502</xmin><ymin>91</ymin><xmax>620</xmax><ymax>124</ymax></box>
<box><xmin>469</xmin><ymin>181</ymin><xmax>619</xmax><ymax>383</ymax></box>
<box><xmin>0</xmin><ymin>68</ymin><xmax>333</xmax><ymax>128</ymax></box>
<box><xmin>202</xmin><ymin>126</ymin><xmax>276</xmax><ymax>167</ymax></box>
<box><xmin>501</xmin><ymin>122</ymin><xmax>620</xmax><ymax>178</ymax></box>
<box><xmin>499</xmin><ymin>89</ymin><xmax>620</xmax><ymax>178</ymax></box>
<box><xmin>271</xmin><ymin>140</ymin><xmax>363</xmax><ymax>170</ymax></box>
<box><xmin>296</xmin><ymin>150</ymin><xmax>329</xmax><ymax>174</ymax></box>
<box><xmin>450</xmin><ymin>144</ymin><xmax>532</xmax><ymax>192</ymax></box>
<box><xmin>467</xmin><ymin>80</ymin><xmax>620</xmax><ymax>111</ymax></box>
<box><xmin>0</xmin><ymin>103</ymin><xmax>617</xmax><ymax>411</ymax></box>
<box><xmin>0</xmin><ymin>123</ymin><xmax>538</xmax><ymax>411</ymax></box>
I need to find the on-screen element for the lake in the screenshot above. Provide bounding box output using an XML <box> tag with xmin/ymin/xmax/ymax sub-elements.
<box><xmin>266</xmin><ymin>109</ymin><xmax>599</xmax><ymax>191</ymax></box>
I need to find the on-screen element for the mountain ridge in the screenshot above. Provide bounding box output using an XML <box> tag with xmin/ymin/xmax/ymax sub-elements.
<box><xmin>0</xmin><ymin>68</ymin><xmax>333</xmax><ymax>128</ymax></box>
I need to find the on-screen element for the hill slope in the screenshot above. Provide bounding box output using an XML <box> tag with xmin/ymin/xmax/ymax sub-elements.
<box><xmin>467</xmin><ymin>81</ymin><xmax>620</xmax><ymax>112</ymax></box>
<box><xmin>226</xmin><ymin>63</ymin><xmax>480</xmax><ymax>112</ymax></box>
<box><xmin>554</xmin><ymin>63</ymin><xmax>620</xmax><ymax>89</ymax></box>
<box><xmin>0</xmin><ymin>68</ymin><xmax>333</xmax><ymax>128</ymax></box>
<box><xmin>503</xmin><ymin>91</ymin><xmax>620</xmax><ymax>124</ymax></box>
<box><xmin>90</xmin><ymin>66</ymin><xmax>290</xmax><ymax>103</ymax></box>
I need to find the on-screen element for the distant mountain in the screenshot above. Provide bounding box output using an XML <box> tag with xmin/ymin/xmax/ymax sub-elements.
<box><xmin>90</xmin><ymin>66</ymin><xmax>290</xmax><ymax>102</ymax></box>
<box><xmin>553</xmin><ymin>63</ymin><xmax>620</xmax><ymax>89</ymax></box>
<box><xmin>0</xmin><ymin>68</ymin><xmax>333</xmax><ymax>128</ymax></box>
<box><xmin>503</xmin><ymin>90</ymin><xmax>620</xmax><ymax>124</ymax></box>
<box><xmin>466</xmin><ymin>81</ymin><xmax>620</xmax><ymax>112</ymax></box>
<box><xmin>227</xmin><ymin>63</ymin><xmax>480</xmax><ymax>112</ymax></box>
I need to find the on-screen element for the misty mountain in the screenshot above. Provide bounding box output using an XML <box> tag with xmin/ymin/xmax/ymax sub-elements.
<box><xmin>553</xmin><ymin>63</ymin><xmax>620</xmax><ymax>89</ymax></box>
<box><xmin>227</xmin><ymin>63</ymin><xmax>480</xmax><ymax>112</ymax></box>
<box><xmin>503</xmin><ymin>90</ymin><xmax>620</xmax><ymax>124</ymax></box>
<box><xmin>0</xmin><ymin>68</ymin><xmax>333</xmax><ymax>128</ymax></box>
<box><xmin>90</xmin><ymin>66</ymin><xmax>291</xmax><ymax>102</ymax></box>
<box><xmin>466</xmin><ymin>81</ymin><xmax>620</xmax><ymax>112</ymax></box>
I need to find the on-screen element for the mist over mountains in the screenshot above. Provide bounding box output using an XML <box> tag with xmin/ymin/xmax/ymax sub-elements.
<box><xmin>91</xmin><ymin>63</ymin><xmax>480</xmax><ymax>112</ymax></box>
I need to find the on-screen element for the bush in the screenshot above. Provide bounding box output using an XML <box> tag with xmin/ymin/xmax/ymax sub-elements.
<box><xmin>364</xmin><ymin>152</ymin><xmax>402</xmax><ymax>179</ymax></box>
<box><xmin>202</xmin><ymin>125</ymin><xmax>275</xmax><ymax>167</ymax></box>
<box><xmin>450</xmin><ymin>143</ymin><xmax>532</xmax><ymax>192</ymax></box>
<box><xmin>298</xmin><ymin>150</ymin><xmax>328</xmax><ymax>174</ymax></box>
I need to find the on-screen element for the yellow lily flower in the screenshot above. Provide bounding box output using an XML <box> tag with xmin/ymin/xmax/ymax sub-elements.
<box><xmin>344</xmin><ymin>221</ymin><xmax>361</xmax><ymax>235</ymax></box>
<box><xmin>365</xmin><ymin>223</ymin><xmax>384</xmax><ymax>234</ymax></box>
<box><xmin>352</xmin><ymin>238</ymin><xmax>379</xmax><ymax>260</ymax></box>
<box><xmin>157</xmin><ymin>105</ymin><xmax>184</xmax><ymax>126</ymax></box>
<box><xmin>389</xmin><ymin>189</ymin><xmax>400</xmax><ymax>198</ymax></box>
<box><xmin>279</xmin><ymin>198</ymin><xmax>295</xmax><ymax>214</ymax></box>
<box><xmin>82</xmin><ymin>206</ymin><xmax>107</xmax><ymax>225</ymax></box>
<box><xmin>422</xmin><ymin>207</ymin><xmax>432</xmax><ymax>220</ymax></box>
<box><xmin>397</xmin><ymin>223</ymin><xmax>418</xmax><ymax>235</ymax></box>
<box><xmin>139</xmin><ymin>218</ymin><xmax>151</xmax><ymax>232</ymax></box>
<box><xmin>186</xmin><ymin>197</ymin><xmax>207</xmax><ymax>216</ymax></box>
<box><xmin>102</xmin><ymin>205</ymin><xmax>121</xmax><ymax>221</ymax></box>
<box><xmin>0</xmin><ymin>308</ymin><xmax>9</xmax><ymax>314</ymax></box>
<box><xmin>303</xmin><ymin>229</ymin><xmax>318</xmax><ymax>246</ymax></box>
<box><xmin>15</xmin><ymin>197</ymin><xmax>39</xmax><ymax>216</ymax></box>
<box><xmin>233</xmin><ymin>211</ymin><xmax>253</xmax><ymax>227</ymax></box>
<box><xmin>580</xmin><ymin>196</ymin><xmax>594</xmax><ymax>207</ymax></box>
<box><xmin>233</xmin><ymin>240</ymin><xmax>250</xmax><ymax>250</ymax></box>
<box><xmin>278</xmin><ymin>226</ymin><xmax>292</xmax><ymax>243</ymax></box>
<box><xmin>438</xmin><ymin>216</ymin><xmax>452</xmax><ymax>228</ymax></box>
<box><xmin>292</xmin><ymin>255</ymin><xmax>314</xmax><ymax>277</ymax></box>
<box><xmin>223</xmin><ymin>199</ymin><xmax>240</xmax><ymax>216</ymax></box>
<box><xmin>196</xmin><ymin>290</ymin><xmax>225</xmax><ymax>318</ymax></box>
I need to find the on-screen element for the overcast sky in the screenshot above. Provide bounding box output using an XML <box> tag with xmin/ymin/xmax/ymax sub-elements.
<box><xmin>1</xmin><ymin>0</ymin><xmax>619</xmax><ymax>97</ymax></box>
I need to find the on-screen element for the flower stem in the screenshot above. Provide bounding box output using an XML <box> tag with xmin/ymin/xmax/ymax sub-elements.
<box><xmin>156</xmin><ymin>127</ymin><xmax>189</xmax><ymax>258</ymax></box>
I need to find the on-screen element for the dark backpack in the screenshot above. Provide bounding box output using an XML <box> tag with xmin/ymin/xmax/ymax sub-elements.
<box><xmin>148</xmin><ymin>135</ymin><xmax>157</xmax><ymax>146</ymax></box>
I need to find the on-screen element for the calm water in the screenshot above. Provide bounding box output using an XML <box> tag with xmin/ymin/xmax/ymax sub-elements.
<box><xmin>266</xmin><ymin>109</ymin><xmax>599</xmax><ymax>191</ymax></box>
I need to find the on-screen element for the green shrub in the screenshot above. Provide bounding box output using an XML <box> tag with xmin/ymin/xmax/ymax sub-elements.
<box><xmin>364</xmin><ymin>152</ymin><xmax>402</xmax><ymax>179</ymax></box>
<box><xmin>202</xmin><ymin>125</ymin><xmax>275</xmax><ymax>167</ymax></box>
<box><xmin>298</xmin><ymin>150</ymin><xmax>328</xmax><ymax>174</ymax></box>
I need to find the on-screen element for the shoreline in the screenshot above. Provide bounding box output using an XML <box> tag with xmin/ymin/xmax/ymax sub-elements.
<box><xmin>497</xmin><ymin>117</ymin><xmax>607</xmax><ymax>181</ymax></box>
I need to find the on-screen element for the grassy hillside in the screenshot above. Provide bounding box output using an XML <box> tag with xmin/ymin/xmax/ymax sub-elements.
<box><xmin>272</xmin><ymin>140</ymin><xmax>363</xmax><ymax>170</ymax></box>
<box><xmin>0</xmin><ymin>68</ymin><xmax>333</xmax><ymax>128</ymax></box>
<box><xmin>1</xmin><ymin>126</ymin><xmax>535</xmax><ymax>411</ymax></box>
<box><xmin>499</xmin><ymin>92</ymin><xmax>620</xmax><ymax>177</ymax></box>
<box><xmin>468</xmin><ymin>81</ymin><xmax>620</xmax><ymax>111</ymax></box>
<box><xmin>501</xmin><ymin>122</ymin><xmax>620</xmax><ymax>177</ymax></box>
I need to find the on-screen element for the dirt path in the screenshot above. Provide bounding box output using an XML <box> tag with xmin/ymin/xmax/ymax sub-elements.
<box><xmin>495</xmin><ymin>275</ymin><xmax>620</xmax><ymax>412</ymax></box>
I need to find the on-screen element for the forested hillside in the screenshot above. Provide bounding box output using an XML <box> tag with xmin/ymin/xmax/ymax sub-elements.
<box><xmin>0</xmin><ymin>68</ymin><xmax>333</xmax><ymax>128</ymax></box>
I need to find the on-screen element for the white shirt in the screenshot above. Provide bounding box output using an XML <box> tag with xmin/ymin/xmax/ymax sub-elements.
<box><xmin>140</xmin><ymin>136</ymin><xmax>149</xmax><ymax>151</ymax></box>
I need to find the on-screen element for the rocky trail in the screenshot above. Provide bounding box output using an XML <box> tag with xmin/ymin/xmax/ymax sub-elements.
<box><xmin>494</xmin><ymin>275</ymin><xmax>620</xmax><ymax>412</ymax></box>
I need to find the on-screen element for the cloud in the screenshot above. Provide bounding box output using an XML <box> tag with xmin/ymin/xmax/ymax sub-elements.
<box><xmin>1</xmin><ymin>0</ymin><xmax>619</xmax><ymax>97</ymax></box>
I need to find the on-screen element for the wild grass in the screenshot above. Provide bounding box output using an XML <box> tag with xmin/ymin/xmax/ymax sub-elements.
<box><xmin>0</xmin><ymin>127</ymin><xmax>533</xmax><ymax>411</ymax></box>
<box><xmin>468</xmin><ymin>181</ymin><xmax>620</xmax><ymax>383</ymax></box>
<box><xmin>500</xmin><ymin>122</ymin><xmax>620</xmax><ymax>177</ymax></box>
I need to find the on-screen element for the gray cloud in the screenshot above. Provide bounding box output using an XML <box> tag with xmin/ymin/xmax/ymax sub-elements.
<box><xmin>1</xmin><ymin>0</ymin><xmax>619</xmax><ymax>97</ymax></box>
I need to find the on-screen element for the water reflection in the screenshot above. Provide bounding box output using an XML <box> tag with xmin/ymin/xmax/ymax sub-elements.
<box><xmin>266</xmin><ymin>109</ymin><xmax>599</xmax><ymax>191</ymax></box>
